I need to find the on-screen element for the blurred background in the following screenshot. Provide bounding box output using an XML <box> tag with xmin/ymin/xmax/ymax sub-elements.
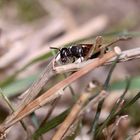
<box><xmin>0</xmin><ymin>0</ymin><xmax>140</xmax><ymax>140</ymax></box>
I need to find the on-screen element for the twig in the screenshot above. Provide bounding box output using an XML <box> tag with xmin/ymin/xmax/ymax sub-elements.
<box><xmin>0</xmin><ymin>48</ymin><xmax>119</xmax><ymax>132</ymax></box>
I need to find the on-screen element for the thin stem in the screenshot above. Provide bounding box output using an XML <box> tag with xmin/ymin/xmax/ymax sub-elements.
<box><xmin>0</xmin><ymin>89</ymin><xmax>28</xmax><ymax>133</ymax></box>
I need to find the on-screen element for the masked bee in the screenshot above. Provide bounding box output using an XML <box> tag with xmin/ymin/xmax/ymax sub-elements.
<box><xmin>50</xmin><ymin>44</ymin><xmax>94</xmax><ymax>63</ymax></box>
<box><xmin>51</xmin><ymin>36</ymin><xmax>131</xmax><ymax>66</ymax></box>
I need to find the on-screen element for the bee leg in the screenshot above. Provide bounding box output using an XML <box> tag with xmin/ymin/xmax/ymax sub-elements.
<box><xmin>52</xmin><ymin>58</ymin><xmax>56</xmax><ymax>70</ymax></box>
<box><xmin>75</xmin><ymin>57</ymin><xmax>84</xmax><ymax>63</ymax></box>
<box><xmin>80</xmin><ymin>57</ymin><xmax>84</xmax><ymax>62</ymax></box>
<box><xmin>72</xmin><ymin>57</ymin><xmax>75</xmax><ymax>63</ymax></box>
<box><xmin>52</xmin><ymin>53</ymin><xmax>60</xmax><ymax>70</ymax></box>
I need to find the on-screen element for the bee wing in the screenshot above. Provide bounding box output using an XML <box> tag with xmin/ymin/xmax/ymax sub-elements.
<box><xmin>81</xmin><ymin>44</ymin><xmax>94</xmax><ymax>59</ymax></box>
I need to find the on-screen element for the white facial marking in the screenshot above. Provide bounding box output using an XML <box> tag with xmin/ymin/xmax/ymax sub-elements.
<box><xmin>81</xmin><ymin>57</ymin><xmax>84</xmax><ymax>61</ymax></box>
<box><xmin>75</xmin><ymin>57</ymin><xmax>84</xmax><ymax>63</ymax></box>
<box><xmin>55</xmin><ymin>54</ymin><xmax>61</xmax><ymax>61</ymax></box>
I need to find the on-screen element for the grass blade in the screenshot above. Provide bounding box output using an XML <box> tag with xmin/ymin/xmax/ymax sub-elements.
<box><xmin>33</xmin><ymin>109</ymin><xmax>70</xmax><ymax>139</ymax></box>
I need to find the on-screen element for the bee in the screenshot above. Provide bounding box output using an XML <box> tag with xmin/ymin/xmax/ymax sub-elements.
<box><xmin>50</xmin><ymin>44</ymin><xmax>93</xmax><ymax>63</ymax></box>
<box><xmin>51</xmin><ymin>36</ymin><xmax>131</xmax><ymax>66</ymax></box>
<box><xmin>50</xmin><ymin>36</ymin><xmax>104</xmax><ymax>64</ymax></box>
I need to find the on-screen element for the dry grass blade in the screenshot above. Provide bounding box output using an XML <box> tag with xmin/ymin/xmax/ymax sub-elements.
<box><xmin>102</xmin><ymin>36</ymin><xmax>132</xmax><ymax>49</ymax></box>
<box><xmin>52</xmin><ymin>93</ymin><xmax>90</xmax><ymax>140</ymax></box>
<box><xmin>84</xmin><ymin>36</ymin><xmax>103</xmax><ymax>60</ymax></box>
<box><xmin>0</xmin><ymin>48</ymin><xmax>119</xmax><ymax>132</ymax></box>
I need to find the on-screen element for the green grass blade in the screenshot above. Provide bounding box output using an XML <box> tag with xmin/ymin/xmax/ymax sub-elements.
<box><xmin>2</xmin><ymin>74</ymin><xmax>38</xmax><ymax>97</ymax></box>
<box><xmin>103</xmin><ymin>55</ymin><xmax>120</xmax><ymax>90</ymax></box>
<box><xmin>33</xmin><ymin>109</ymin><xmax>70</xmax><ymax>139</ymax></box>
<box><xmin>110</xmin><ymin>76</ymin><xmax>140</xmax><ymax>90</ymax></box>
<box><xmin>123</xmin><ymin>91</ymin><xmax>140</xmax><ymax>109</ymax></box>
<box><xmin>91</xmin><ymin>99</ymin><xmax>104</xmax><ymax>136</ymax></box>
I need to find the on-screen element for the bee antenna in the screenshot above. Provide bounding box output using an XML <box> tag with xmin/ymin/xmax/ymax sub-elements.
<box><xmin>50</xmin><ymin>47</ymin><xmax>60</xmax><ymax>51</ymax></box>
